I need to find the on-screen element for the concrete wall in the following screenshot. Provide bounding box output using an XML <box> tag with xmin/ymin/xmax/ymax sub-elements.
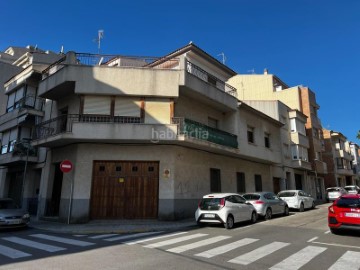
<box><xmin>38</xmin><ymin>143</ymin><xmax>274</xmax><ymax>222</ymax></box>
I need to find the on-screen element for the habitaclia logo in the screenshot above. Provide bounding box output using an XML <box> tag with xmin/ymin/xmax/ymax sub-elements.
<box><xmin>151</xmin><ymin>127</ymin><xmax>209</xmax><ymax>143</ymax></box>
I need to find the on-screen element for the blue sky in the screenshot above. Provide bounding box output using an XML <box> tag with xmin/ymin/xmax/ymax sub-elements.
<box><xmin>2</xmin><ymin>0</ymin><xmax>359</xmax><ymax>142</ymax></box>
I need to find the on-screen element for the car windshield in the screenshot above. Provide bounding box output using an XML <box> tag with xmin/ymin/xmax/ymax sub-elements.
<box><xmin>336</xmin><ymin>197</ymin><xmax>360</xmax><ymax>208</ymax></box>
<box><xmin>278</xmin><ymin>192</ymin><xmax>296</xmax><ymax>197</ymax></box>
<box><xmin>243</xmin><ymin>194</ymin><xmax>260</xmax><ymax>200</ymax></box>
<box><xmin>344</xmin><ymin>187</ymin><xmax>355</xmax><ymax>191</ymax></box>
<box><xmin>0</xmin><ymin>200</ymin><xmax>18</xmax><ymax>210</ymax></box>
<box><xmin>327</xmin><ymin>188</ymin><xmax>340</xmax><ymax>192</ymax></box>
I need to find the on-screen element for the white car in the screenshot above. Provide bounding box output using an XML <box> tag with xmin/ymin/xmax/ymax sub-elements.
<box><xmin>277</xmin><ymin>190</ymin><xmax>315</xmax><ymax>212</ymax></box>
<box><xmin>344</xmin><ymin>185</ymin><xmax>360</xmax><ymax>194</ymax></box>
<box><xmin>195</xmin><ymin>193</ymin><xmax>257</xmax><ymax>229</ymax></box>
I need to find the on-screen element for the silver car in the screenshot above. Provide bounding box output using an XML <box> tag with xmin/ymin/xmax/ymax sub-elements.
<box><xmin>0</xmin><ymin>198</ymin><xmax>30</xmax><ymax>229</ymax></box>
<box><xmin>326</xmin><ymin>187</ymin><xmax>347</xmax><ymax>202</ymax></box>
<box><xmin>344</xmin><ymin>185</ymin><xmax>360</xmax><ymax>194</ymax></box>
<box><xmin>243</xmin><ymin>192</ymin><xmax>289</xmax><ymax>220</ymax></box>
<box><xmin>277</xmin><ymin>190</ymin><xmax>315</xmax><ymax>212</ymax></box>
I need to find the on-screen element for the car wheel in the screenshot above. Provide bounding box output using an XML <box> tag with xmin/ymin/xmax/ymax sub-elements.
<box><xmin>251</xmin><ymin>211</ymin><xmax>257</xmax><ymax>223</ymax></box>
<box><xmin>224</xmin><ymin>215</ymin><xmax>234</xmax><ymax>229</ymax></box>
<box><xmin>284</xmin><ymin>205</ymin><xmax>289</xmax><ymax>216</ymax></box>
<box><xmin>197</xmin><ymin>221</ymin><xmax>205</xmax><ymax>227</ymax></box>
<box><xmin>299</xmin><ymin>203</ymin><xmax>304</xmax><ymax>212</ymax></box>
<box><xmin>330</xmin><ymin>228</ymin><xmax>340</xmax><ymax>235</ymax></box>
<box><xmin>264</xmin><ymin>208</ymin><xmax>272</xmax><ymax>220</ymax></box>
<box><xmin>311</xmin><ymin>201</ymin><xmax>316</xmax><ymax>209</ymax></box>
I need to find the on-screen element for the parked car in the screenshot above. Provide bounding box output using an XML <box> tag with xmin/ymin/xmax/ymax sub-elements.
<box><xmin>195</xmin><ymin>193</ymin><xmax>257</xmax><ymax>229</ymax></box>
<box><xmin>0</xmin><ymin>198</ymin><xmax>30</xmax><ymax>229</ymax></box>
<box><xmin>344</xmin><ymin>185</ymin><xmax>360</xmax><ymax>195</ymax></box>
<box><xmin>326</xmin><ymin>187</ymin><xmax>347</xmax><ymax>202</ymax></box>
<box><xmin>277</xmin><ymin>190</ymin><xmax>315</xmax><ymax>212</ymax></box>
<box><xmin>328</xmin><ymin>194</ymin><xmax>360</xmax><ymax>234</ymax></box>
<box><xmin>243</xmin><ymin>192</ymin><xmax>289</xmax><ymax>220</ymax></box>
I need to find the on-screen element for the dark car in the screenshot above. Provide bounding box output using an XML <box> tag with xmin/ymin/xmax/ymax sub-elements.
<box><xmin>0</xmin><ymin>198</ymin><xmax>30</xmax><ymax>229</ymax></box>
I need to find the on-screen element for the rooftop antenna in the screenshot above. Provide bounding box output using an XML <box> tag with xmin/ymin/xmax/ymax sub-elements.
<box><xmin>247</xmin><ymin>68</ymin><xmax>255</xmax><ymax>74</ymax></box>
<box><xmin>218</xmin><ymin>52</ymin><xmax>226</xmax><ymax>64</ymax></box>
<box><xmin>93</xmin><ymin>30</ymin><xmax>104</xmax><ymax>54</ymax></box>
<box><xmin>60</xmin><ymin>45</ymin><xmax>64</xmax><ymax>54</ymax></box>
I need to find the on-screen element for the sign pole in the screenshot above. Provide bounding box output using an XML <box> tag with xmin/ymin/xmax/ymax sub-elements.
<box><xmin>60</xmin><ymin>160</ymin><xmax>73</xmax><ymax>225</ymax></box>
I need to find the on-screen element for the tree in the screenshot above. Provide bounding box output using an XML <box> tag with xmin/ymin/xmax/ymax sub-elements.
<box><xmin>358</xmin><ymin>131</ymin><xmax>360</xmax><ymax>140</ymax></box>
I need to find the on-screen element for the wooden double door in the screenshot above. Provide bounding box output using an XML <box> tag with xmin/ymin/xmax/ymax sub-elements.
<box><xmin>90</xmin><ymin>161</ymin><xmax>159</xmax><ymax>219</ymax></box>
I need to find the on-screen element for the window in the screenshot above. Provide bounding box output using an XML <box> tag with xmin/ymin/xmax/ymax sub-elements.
<box><xmin>264</xmin><ymin>133</ymin><xmax>270</xmax><ymax>148</ymax></box>
<box><xmin>237</xmin><ymin>172</ymin><xmax>246</xmax><ymax>193</ymax></box>
<box><xmin>247</xmin><ymin>126</ymin><xmax>254</xmax><ymax>143</ymax></box>
<box><xmin>210</xmin><ymin>168</ymin><xmax>221</xmax><ymax>192</ymax></box>
<box><xmin>255</xmin><ymin>175</ymin><xmax>262</xmax><ymax>192</ymax></box>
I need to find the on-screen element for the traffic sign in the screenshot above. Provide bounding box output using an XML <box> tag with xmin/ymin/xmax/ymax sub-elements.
<box><xmin>60</xmin><ymin>160</ymin><xmax>73</xmax><ymax>173</ymax></box>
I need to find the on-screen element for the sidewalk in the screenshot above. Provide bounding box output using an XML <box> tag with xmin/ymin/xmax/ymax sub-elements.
<box><xmin>29</xmin><ymin>218</ymin><xmax>197</xmax><ymax>235</ymax></box>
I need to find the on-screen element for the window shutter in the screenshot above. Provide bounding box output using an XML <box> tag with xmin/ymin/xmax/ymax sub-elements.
<box><xmin>83</xmin><ymin>96</ymin><xmax>111</xmax><ymax>115</ymax></box>
<box><xmin>114</xmin><ymin>98</ymin><xmax>141</xmax><ymax>117</ymax></box>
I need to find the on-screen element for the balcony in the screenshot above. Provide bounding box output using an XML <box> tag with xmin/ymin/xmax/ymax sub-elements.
<box><xmin>290</xmin><ymin>132</ymin><xmax>309</xmax><ymax>148</ymax></box>
<box><xmin>0</xmin><ymin>96</ymin><xmax>45</xmax><ymax>132</ymax></box>
<box><xmin>0</xmin><ymin>139</ymin><xmax>38</xmax><ymax>165</ymax></box>
<box><xmin>32</xmin><ymin>115</ymin><xmax>238</xmax><ymax>152</ymax></box>
<box><xmin>172</xmin><ymin>117</ymin><xmax>238</xmax><ymax>148</ymax></box>
<box><xmin>314</xmin><ymin>159</ymin><xmax>328</xmax><ymax>174</ymax></box>
<box><xmin>337</xmin><ymin>149</ymin><xmax>352</xmax><ymax>161</ymax></box>
<box><xmin>336</xmin><ymin>167</ymin><xmax>354</xmax><ymax>176</ymax></box>
<box><xmin>38</xmin><ymin>53</ymin><xmax>180</xmax><ymax>100</ymax></box>
<box><xmin>180</xmin><ymin>61</ymin><xmax>238</xmax><ymax>111</ymax></box>
<box><xmin>292</xmin><ymin>159</ymin><xmax>312</xmax><ymax>170</ymax></box>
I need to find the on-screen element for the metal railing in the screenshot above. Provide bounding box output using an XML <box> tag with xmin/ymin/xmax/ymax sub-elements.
<box><xmin>33</xmin><ymin>114</ymin><xmax>143</xmax><ymax>140</ymax></box>
<box><xmin>42</xmin><ymin>52</ymin><xmax>180</xmax><ymax>79</ymax></box>
<box><xmin>186</xmin><ymin>61</ymin><xmax>237</xmax><ymax>97</ymax></box>
<box><xmin>172</xmin><ymin>117</ymin><xmax>238</xmax><ymax>148</ymax></box>
<box><xmin>5</xmin><ymin>95</ymin><xmax>45</xmax><ymax>113</ymax></box>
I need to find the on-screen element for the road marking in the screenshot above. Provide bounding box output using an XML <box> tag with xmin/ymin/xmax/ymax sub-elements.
<box><xmin>125</xmin><ymin>232</ymin><xmax>188</xmax><ymax>245</ymax></box>
<box><xmin>234</xmin><ymin>225</ymin><xmax>252</xmax><ymax>230</ymax></box>
<box><xmin>2</xmin><ymin>237</ymin><xmax>66</xmax><ymax>252</ymax></box>
<box><xmin>307</xmin><ymin>237</ymin><xmax>318</xmax><ymax>242</ymax></box>
<box><xmin>311</xmin><ymin>241</ymin><xmax>360</xmax><ymax>249</ymax></box>
<box><xmin>104</xmin><ymin>232</ymin><xmax>161</xmax><ymax>242</ymax></box>
<box><xmin>89</xmin><ymin>234</ymin><xmax>118</xmax><ymax>239</ymax></box>
<box><xmin>144</xmin><ymin>233</ymin><xmax>208</xmax><ymax>249</ymax></box>
<box><xmin>30</xmin><ymin>234</ymin><xmax>95</xmax><ymax>247</ymax></box>
<box><xmin>269</xmin><ymin>246</ymin><xmax>327</xmax><ymax>270</ymax></box>
<box><xmin>324</xmin><ymin>230</ymin><xmax>331</xmax><ymax>234</ymax></box>
<box><xmin>195</xmin><ymin>238</ymin><xmax>259</xmax><ymax>258</ymax></box>
<box><xmin>328</xmin><ymin>251</ymin><xmax>360</xmax><ymax>270</ymax></box>
<box><xmin>73</xmin><ymin>235</ymin><xmax>87</xmax><ymax>237</ymax></box>
<box><xmin>0</xmin><ymin>244</ymin><xmax>31</xmax><ymax>259</ymax></box>
<box><xmin>166</xmin><ymin>236</ymin><xmax>230</xmax><ymax>254</ymax></box>
<box><xmin>228</xmin><ymin>242</ymin><xmax>290</xmax><ymax>265</ymax></box>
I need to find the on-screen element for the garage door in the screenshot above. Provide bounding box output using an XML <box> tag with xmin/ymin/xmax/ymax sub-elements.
<box><xmin>90</xmin><ymin>161</ymin><xmax>159</xmax><ymax>219</ymax></box>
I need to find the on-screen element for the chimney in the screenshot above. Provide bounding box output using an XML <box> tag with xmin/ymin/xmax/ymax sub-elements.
<box><xmin>264</xmin><ymin>68</ymin><xmax>268</xmax><ymax>75</ymax></box>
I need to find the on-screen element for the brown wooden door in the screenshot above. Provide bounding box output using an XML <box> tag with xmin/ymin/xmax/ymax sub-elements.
<box><xmin>90</xmin><ymin>161</ymin><xmax>159</xmax><ymax>219</ymax></box>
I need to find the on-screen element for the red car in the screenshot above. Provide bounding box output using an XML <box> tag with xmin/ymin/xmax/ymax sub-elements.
<box><xmin>328</xmin><ymin>194</ymin><xmax>360</xmax><ymax>234</ymax></box>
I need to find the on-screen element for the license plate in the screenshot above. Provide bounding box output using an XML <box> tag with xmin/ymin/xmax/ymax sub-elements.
<box><xmin>345</xmin><ymin>213</ymin><xmax>360</xmax><ymax>218</ymax></box>
<box><xmin>7</xmin><ymin>220</ymin><xmax>22</xmax><ymax>225</ymax></box>
<box><xmin>204</xmin><ymin>214</ymin><xmax>215</xmax><ymax>218</ymax></box>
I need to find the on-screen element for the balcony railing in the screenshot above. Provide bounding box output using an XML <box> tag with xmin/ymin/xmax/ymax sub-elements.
<box><xmin>33</xmin><ymin>114</ymin><xmax>238</xmax><ymax>149</ymax></box>
<box><xmin>1</xmin><ymin>139</ymin><xmax>36</xmax><ymax>157</ymax></box>
<box><xmin>42</xmin><ymin>52</ymin><xmax>180</xmax><ymax>79</ymax></box>
<box><xmin>186</xmin><ymin>61</ymin><xmax>237</xmax><ymax>97</ymax></box>
<box><xmin>33</xmin><ymin>114</ymin><xmax>143</xmax><ymax>140</ymax></box>
<box><xmin>172</xmin><ymin>117</ymin><xmax>238</xmax><ymax>148</ymax></box>
<box><xmin>5</xmin><ymin>95</ymin><xmax>45</xmax><ymax>113</ymax></box>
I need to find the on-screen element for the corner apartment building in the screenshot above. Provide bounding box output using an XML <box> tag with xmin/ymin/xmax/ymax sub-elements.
<box><xmin>322</xmin><ymin>129</ymin><xmax>355</xmax><ymax>187</ymax></box>
<box><xmin>0</xmin><ymin>43</ymin><xmax>286</xmax><ymax>223</ymax></box>
<box><xmin>228</xmin><ymin>72</ymin><xmax>327</xmax><ymax>200</ymax></box>
<box><xmin>0</xmin><ymin>46</ymin><xmax>62</xmax><ymax>212</ymax></box>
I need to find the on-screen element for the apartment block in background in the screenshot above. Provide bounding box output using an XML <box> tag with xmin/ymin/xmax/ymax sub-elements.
<box><xmin>228</xmin><ymin>71</ymin><xmax>327</xmax><ymax>200</ymax></box>
<box><xmin>350</xmin><ymin>142</ymin><xmax>360</xmax><ymax>186</ymax></box>
<box><xmin>323</xmin><ymin>129</ymin><xmax>355</xmax><ymax>187</ymax></box>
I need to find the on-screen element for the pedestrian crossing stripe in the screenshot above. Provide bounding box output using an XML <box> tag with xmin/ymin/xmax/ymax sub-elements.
<box><xmin>166</xmin><ymin>235</ymin><xmax>231</xmax><ymax>254</ymax></box>
<box><xmin>125</xmin><ymin>231</ymin><xmax>188</xmax><ymax>245</ymax></box>
<box><xmin>2</xmin><ymin>237</ymin><xmax>66</xmax><ymax>252</ymax></box>
<box><xmin>0</xmin><ymin>244</ymin><xmax>31</xmax><ymax>259</ymax></box>
<box><xmin>269</xmin><ymin>246</ymin><xmax>327</xmax><ymax>270</ymax></box>
<box><xmin>89</xmin><ymin>234</ymin><xmax>118</xmax><ymax>239</ymax></box>
<box><xmin>144</xmin><ymin>233</ymin><xmax>208</xmax><ymax>249</ymax></box>
<box><xmin>104</xmin><ymin>231</ymin><xmax>161</xmax><ymax>242</ymax></box>
<box><xmin>328</xmin><ymin>251</ymin><xmax>360</xmax><ymax>270</ymax></box>
<box><xmin>30</xmin><ymin>234</ymin><xmax>95</xmax><ymax>246</ymax></box>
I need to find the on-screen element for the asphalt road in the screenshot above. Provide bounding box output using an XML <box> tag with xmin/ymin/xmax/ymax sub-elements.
<box><xmin>0</xmin><ymin>203</ymin><xmax>359</xmax><ymax>270</ymax></box>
